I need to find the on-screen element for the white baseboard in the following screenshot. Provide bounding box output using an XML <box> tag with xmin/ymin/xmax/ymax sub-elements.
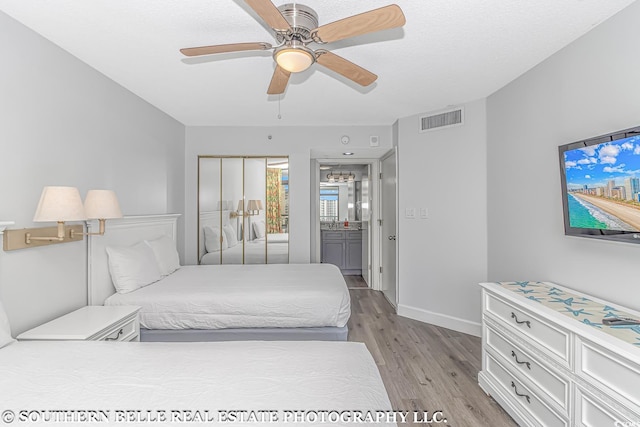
<box><xmin>397</xmin><ymin>304</ymin><xmax>482</xmax><ymax>337</ymax></box>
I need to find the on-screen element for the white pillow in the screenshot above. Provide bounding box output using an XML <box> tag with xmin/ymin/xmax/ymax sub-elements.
<box><xmin>204</xmin><ymin>226</ymin><xmax>228</xmax><ymax>252</ymax></box>
<box><xmin>223</xmin><ymin>224</ymin><xmax>238</xmax><ymax>247</ymax></box>
<box><xmin>106</xmin><ymin>241</ymin><xmax>163</xmax><ymax>294</ymax></box>
<box><xmin>0</xmin><ymin>299</ymin><xmax>15</xmax><ymax>349</ymax></box>
<box><xmin>145</xmin><ymin>235</ymin><xmax>180</xmax><ymax>276</ymax></box>
<box><xmin>253</xmin><ymin>220</ymin><xmax>266</xmax><ymax>239</ymax></box>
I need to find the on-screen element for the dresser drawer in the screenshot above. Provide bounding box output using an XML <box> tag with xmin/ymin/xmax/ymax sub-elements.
<box><xmin>485</xmin><ymin>353</ymin><xmax>569</xmax><ymax>427</ymax></box>
<box><xmin>485</xmin><ymin>324</ymin><xmax>570</xmax><ymax>413</ymax></box>
<box><xmin>484</xmin><ymin>292</ymin><xmax>571</xmax><ymax>365</ymax></box>
<box><xmin>485</xmin><ymin>353</ymin><xmax>568</xmax><ymax>427</ymax></box>
<box><xmin>575</xmin><ymin>386</ymin><xmax>640</xmax><ymax>427</ymax></box>
<box><xmin>576</xmin><ymin>338</ymin><xmax>640</xmax><ymax>412</ymax></box>
<box><xmin>95</xmin><ymin>316</ymin><xmax>138</xmax><ymax>342</ymax></box>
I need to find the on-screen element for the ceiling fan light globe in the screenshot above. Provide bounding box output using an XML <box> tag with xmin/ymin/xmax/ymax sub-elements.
<box><xmin>275</xmin><ymin>48</ymin><xmax>314</xmax><ymax>73</ymax></box>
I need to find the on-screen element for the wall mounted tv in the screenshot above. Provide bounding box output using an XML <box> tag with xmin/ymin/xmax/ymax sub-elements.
<box><xmin>559</xmin><ymin>125</ymin><xmax>640</xmax><ymax>244</ymax></box>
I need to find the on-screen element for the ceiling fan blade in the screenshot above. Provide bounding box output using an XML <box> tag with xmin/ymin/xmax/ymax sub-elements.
<box><xmin>245</xmin><ymin>0</ymin><xmax>292</xmax><ymax>31</ymax></box>
<box><xmin>313</xmin><ymin>4</ymin><xmax>405</xmax><ymax>44</ymax></box>
<box><xmin>316</xmin><ymin>51</ymin><xmax>377</xmax><ymax>87</ymax></box>
<box><xmin>180</xmin><ymin>42</ymin><xmax>272</xmax><ymax>57</ymax></box>
<box><xmin>267</xmin><ymin>66</ymin><xmax>291</xmax><ymax>95</ymax></box>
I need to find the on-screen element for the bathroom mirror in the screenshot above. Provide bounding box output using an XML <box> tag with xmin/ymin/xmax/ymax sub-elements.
<box><xmin>319</xmin><ymin>165</ymin><xmax>368</xmax><ymax>227</ymax></box>
<box><xmin>198</xmin><ymin>156</ymin><xmax>289</xmax><ymax>265</ymax></box>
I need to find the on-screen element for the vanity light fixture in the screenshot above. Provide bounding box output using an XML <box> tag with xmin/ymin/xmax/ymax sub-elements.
<box><xmin>3</xmin><ymin>186</ymin><xmax>122</xmax><ymax>251</ymax></box>
<box><xmin>326</xmin><ymin>172</ymin><xmax>356</xmax><ymax>183</ymax></box>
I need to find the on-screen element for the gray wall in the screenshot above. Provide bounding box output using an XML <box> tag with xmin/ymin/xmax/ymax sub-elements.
<box><xmin>0</xmin><ymin>12</ymin><xmax>185</xmax><ymax>335</ymax></box>
<box><xmin>487</xmin><ymin>1</ymin><xmax>640</xmax><ymax>311</ymax></box>
<box><xmin>396</xmin><ymin>99</ymin><xmax>488</xmax><ymax>335</ymax></box>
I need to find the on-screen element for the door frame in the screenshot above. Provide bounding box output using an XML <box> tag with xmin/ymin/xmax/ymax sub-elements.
<box><xmin>379</xmin><ymin>148</ymin><xmax>399</xmax><ymax>308</ymax></box>
<box><xmin>311</xmin><ymin>158</ymin><xmax>382</xmax><ymax>291</ymax></box>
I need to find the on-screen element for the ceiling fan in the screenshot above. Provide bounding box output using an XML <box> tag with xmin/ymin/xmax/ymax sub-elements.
<box><xmin>180</xmin><ymin>1</ymin><xmax>406</xmax><ymax>95</ymax></box>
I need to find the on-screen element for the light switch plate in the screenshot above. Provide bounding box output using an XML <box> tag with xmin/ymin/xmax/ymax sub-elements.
<box><xmin>405</xmin><ymin>208</ymin><xmax>416</xmax><ymax>218</ymax></box>
<box><xmin>420</xmin><ymin>208</ymin><xmax>428</xmax><ymax>218</ymax></box>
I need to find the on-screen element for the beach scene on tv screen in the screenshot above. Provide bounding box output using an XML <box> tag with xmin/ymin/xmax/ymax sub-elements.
<box><xmin>564</xmin><ymin>135</ymin><xmax>640</xmax><ymax>232</ymax></box>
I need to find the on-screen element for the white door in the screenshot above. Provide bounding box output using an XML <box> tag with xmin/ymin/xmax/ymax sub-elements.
<box><xmin>380</xmin><ymin>150</ymin><xmax>397</xmax><ymax>308</ymax></box>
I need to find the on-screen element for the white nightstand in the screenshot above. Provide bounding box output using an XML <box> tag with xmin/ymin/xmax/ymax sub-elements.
<box><xmin>17</xmin><ymin>306</ymin><xmax>141</xmax><ymax>342</ymax></box>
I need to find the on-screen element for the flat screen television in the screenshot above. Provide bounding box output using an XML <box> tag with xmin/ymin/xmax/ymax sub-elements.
<box><xmin>559</xmin><ymin>125</ymin><xmax>640</xmax><ymax>243</ymax></box>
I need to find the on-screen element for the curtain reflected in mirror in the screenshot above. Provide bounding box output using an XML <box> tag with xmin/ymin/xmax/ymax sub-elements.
<box><xmin>266</xmin><ymin>158</ymin><xmax>289</xmax><ymax>264</ymax></box>
<box><xmin>198</xmin><ymin>156</ymin><xmax>289</xmax><ymax>265</ymax></box>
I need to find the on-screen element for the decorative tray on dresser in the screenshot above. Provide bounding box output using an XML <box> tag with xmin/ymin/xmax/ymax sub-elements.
<box><xmin>479</xmin><ymin>281</ymin><xmax>640</xmax><ymax>427</ymax></box>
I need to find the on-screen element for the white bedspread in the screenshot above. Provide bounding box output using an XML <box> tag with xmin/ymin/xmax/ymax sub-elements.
<box><xmin>0</xmin><ymin>340</ymin><xmax>394</xmax><ymax>426</ymax></box>
<box><xmin>200</xmin><ymin>239</ymin><xmax>289</xmax><ymax>265</ymax></box>
<box><xmin>105</xmin><ymin>264</ymin><xmax>350</xmax><ymax>330</ymax></box>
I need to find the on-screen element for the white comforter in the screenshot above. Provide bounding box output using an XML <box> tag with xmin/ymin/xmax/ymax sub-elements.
<box><xmin>0</xmin><ymin>340</ymin><xmax>394</xmax><ymax>426</ymax></box>
<box><xmin>105</xmin><ymin>264</ymin><xmax>350</xmax><ymax>330</ymax></box>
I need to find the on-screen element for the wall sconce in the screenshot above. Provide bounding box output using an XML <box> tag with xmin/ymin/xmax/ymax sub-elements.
<box><xmin>28</xmin><ymin>186</ymin><xmax>86</xmax><ymax>244</ymax></box>
<box><xmin>3</xmin><ymin>186</ymin><xmax>122</xmax><ymax>251</ymax></box>
<box><xmin>230</xmin><ymin>199</ymin><xmax>245</xmax><ymax>218</ymax></box>
<box><xmin>0</xmin><ymin>221</ymin><xmax>15</xmax><ymax>235</ymax></box>
<box><xmin>246</xmin><ymin>200</ymin><xmax>263</xmax><ymax>216</ymax></box>
<box><xmin>72</xmin><ymin>189</ymin><xmax>122</xmax><ymax>237</ymax></box>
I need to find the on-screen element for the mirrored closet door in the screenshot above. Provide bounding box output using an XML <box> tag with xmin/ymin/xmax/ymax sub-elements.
<box><xmin>198</xmin><ymin>156</ymin><xmax>289</xmax><ymax>265</ymax></box>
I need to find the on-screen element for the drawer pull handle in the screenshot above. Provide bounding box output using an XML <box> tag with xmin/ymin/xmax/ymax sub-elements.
<box><xmin>511</xmin><ymin>351</ymin><xmax>531</xmax><ymax>370</ymax></box>
<box><xmin>511</xmin><ymin>312</ymin><xmax>531</xmax><ymax>328</ymax></box>
<box><xmin>510</xmin><ymin>381</ymin><xmax>531</xmax><ymax>404</ymax></box>
<box><xmin>105</xmin><ymin>328</ymin><xmax>123</xmax><ymax>341</ymax></box>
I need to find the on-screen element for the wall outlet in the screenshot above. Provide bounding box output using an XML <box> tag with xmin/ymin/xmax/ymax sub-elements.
<box><xmin>405</xmin><ymin>208</ymin><xmax>416</xmax><ymax>219</ymax></box>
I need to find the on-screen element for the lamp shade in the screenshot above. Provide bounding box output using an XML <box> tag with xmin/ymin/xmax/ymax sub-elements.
<box><xmin>256</xmin><ymin>200</ymin><xmax>263</xmax><ymax>211</ymax></box>
<box><xmin>33</xmin><ymin>186</ymin><xmax>86</xmax><ymax>222</ymax></box>
<box><xmin>237</xmin><ymin>200</ymin><xmax>244</xmax><ymax>212</ymax></box>
<box><xmin>84</xmin><ymin>189</ymin><xmax>123</xmax><ymax>219</ymax></box>
<box><xmin>247</xmin><ymin>200</ymin><xmax>259</xmax><ymax>211</ymax></box>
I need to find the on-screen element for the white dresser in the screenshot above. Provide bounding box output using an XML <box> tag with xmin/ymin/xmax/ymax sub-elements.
<box><xmin>17</xmin><ymin>306</ymin><xmax>141</xmax><ymax>342</ymax></box>
<box><xmin>479</xmin><ymin>281</ymin><xmax>640</xmax><ymax>427</ymax></box>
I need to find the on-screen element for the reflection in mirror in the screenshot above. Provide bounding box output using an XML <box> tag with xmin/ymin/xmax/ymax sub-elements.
<box><xmin>221</xmin><ymin>158</ymin><xmax>243</xmax><ymax>264</ymax></box>
<box><xmin>244</xmin><ymin>158</ymin><xmax>266</xmax><ymax>264</ymax></box>
<box><xmin>198</xmin><ymin>156</ymin><xmax>289</xmax><ymax>265</ymax></box>
<box><xmin>319</xmin><ymin>165</ymin><xmax>369</xmax><ymax>230</ymax></box>
<box><xmin>198</xmin><ymin>157</ymin><xmax>221</xmax><ymax>265</ymax></box>
<box><xmin>266</xmin><ymin>158</ymin><xmax>289</xmax><ymax>264</ymax></box>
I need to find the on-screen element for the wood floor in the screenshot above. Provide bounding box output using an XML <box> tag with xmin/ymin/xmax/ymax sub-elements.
<box><xmin>344</xmin><ymin>275</ymin><xmax>369</xmax><ymax>288</ymax></box>
<box><xmin>347</xmin><ymin>288</ymin><xmax>517</xmax><ymax>427</ymax></box>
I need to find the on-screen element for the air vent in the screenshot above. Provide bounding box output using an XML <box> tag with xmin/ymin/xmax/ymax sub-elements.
<box><xmin>419</xmin><ymin>108</ymin><xmax>464</xmax><ymax>132</ymax></box>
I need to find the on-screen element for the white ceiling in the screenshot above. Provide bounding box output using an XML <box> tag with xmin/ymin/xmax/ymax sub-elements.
<box><xmin>0</xmin><ymin>0</ymin><xmax>636</xmax><ymax>126</ymax></box>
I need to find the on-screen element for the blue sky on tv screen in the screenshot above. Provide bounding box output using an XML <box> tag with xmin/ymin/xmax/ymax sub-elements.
<box><xmin>564</xmin><ymin>135</ymin><xmax>640</xmax><ymax>189</ymax></box>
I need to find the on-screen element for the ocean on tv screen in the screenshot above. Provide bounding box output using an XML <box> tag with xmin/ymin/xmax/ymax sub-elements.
<box><xmin>564</xmin><ymin>135</ymin><xmax>640</xmax><ymax>232</ymax></box>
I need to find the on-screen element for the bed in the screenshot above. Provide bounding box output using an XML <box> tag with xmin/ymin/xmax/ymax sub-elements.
<box><xmin>0</xmin><ymin>316</ymin><xmax>394</xmax><ymax>426</ymax></box>
<box><xmin>88</xmin><ymin>215</ymin><xmax>349</xmax><ymax>342</ymax></box>
<box><xmin>199</xmin><ymin>211</ymin><xmax>289</xmax><ymax>265</ymax></box>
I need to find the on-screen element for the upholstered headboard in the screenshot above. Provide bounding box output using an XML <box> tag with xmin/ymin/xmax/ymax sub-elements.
<box><xmin>87</xmin><ymin>214</ymin><xmax>180</xmax><ymax>305</ymax></box>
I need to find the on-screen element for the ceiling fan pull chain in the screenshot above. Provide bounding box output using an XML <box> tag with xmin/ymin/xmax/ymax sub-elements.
<box><xmin>278</xmin><ymin>95</ymin><xmax>282</xmax><ymax>120</ymax></box>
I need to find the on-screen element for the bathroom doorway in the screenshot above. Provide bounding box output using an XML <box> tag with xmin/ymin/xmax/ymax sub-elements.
<box><xmin>316</xmin><ymin>163</ymin><xmax>373</xmax><ymax>289</ymax></box>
